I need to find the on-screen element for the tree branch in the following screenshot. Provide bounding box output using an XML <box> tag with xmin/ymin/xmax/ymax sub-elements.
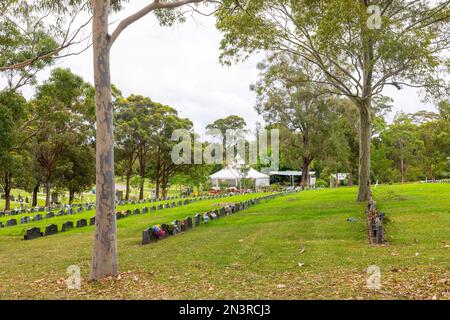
<box><xmin>109</xmin><ymin>0</ymin><xmax>205</xmax><ymax>47</ymax></box>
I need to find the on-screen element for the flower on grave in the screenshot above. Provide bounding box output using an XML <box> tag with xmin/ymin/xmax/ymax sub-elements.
<box><xmin>152</xmin><ymin>225</ymin><xmax>165</xmax><ymax>239</ymax></box>
<box><xmin>203</xmin><ymin>215</ymin><xmax>210</xmax><ymax>222</ymax></box>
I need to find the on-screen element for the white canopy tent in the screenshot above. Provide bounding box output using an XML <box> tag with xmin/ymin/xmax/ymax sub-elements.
<box><xmin>269</xmin><ymin>170</ymin><xmax>316</xmax><ymax>187</ymax></box>
<box><xmin>210</xmin><ymin>166</ymin><xmax>270</xmax><ymax>188</ymax></box>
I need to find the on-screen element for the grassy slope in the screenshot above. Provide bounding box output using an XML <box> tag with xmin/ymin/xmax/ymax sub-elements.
<box><xmin>0</xmin><ymin>184</ymin><xmax>448</xmax><ymax>299</ymax></box>
<box><xmin>0</xmin><ymin>195</ymin><xmax>237</xmax><ymax>237</ymax></box>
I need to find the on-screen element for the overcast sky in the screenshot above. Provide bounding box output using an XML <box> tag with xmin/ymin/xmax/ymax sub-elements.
<box><xmin>19</xmin><ymin>1</ymin><xmax>436</xmax><ymax>134</ymax></box>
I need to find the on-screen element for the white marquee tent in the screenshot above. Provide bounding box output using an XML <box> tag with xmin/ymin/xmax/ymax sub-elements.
<box><xmin>210</xmin><ymin>167</ymin><xmax>270</xmax><ymax>188</ymax></box>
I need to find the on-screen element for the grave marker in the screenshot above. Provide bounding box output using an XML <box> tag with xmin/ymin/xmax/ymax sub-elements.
<box><xmin>44</xmin><ymin>224</ymin><xmax>58</xmax><ymax>236</ymax></box>
<box><xmin>24</xmin><ymin>227</ymin><xmax>43</xmax><ymax>240</ymax></box>
<box><xmin>6</xmin><ymin>219</ymin><xmax>17</xmax><ymax>227</ymax></box>
<box><xmin>61</xmin><ymin>221</ymin><xmax>74</xmax><ymax>232</ymax></box>
<box><xmin>76</xmin><ymin>219</ymin><xmax>87</xmax><ymax>228</ymax></box>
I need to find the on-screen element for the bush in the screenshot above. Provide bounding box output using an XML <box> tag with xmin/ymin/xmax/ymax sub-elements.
<box><xmin>315</xmin><ymin>179</ymin><xmax>329</xmax><ymax>188</ymax></box>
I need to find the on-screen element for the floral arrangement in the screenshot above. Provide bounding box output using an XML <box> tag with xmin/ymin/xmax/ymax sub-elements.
<box><xmin>152</xmin><ymin>224</ymin><xmax>165</xmax><ymax>239</ymax></box>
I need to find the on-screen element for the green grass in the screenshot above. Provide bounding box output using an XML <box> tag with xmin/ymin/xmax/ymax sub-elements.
<box><xmin>0</xmin><ymin>184</ymin><xmax>448</xmax><ymax>299</ymax></box>
<box><xmin>0</xmin><ymin>195</ymin><xmax>237</xmax><ymax>237</ymax></box>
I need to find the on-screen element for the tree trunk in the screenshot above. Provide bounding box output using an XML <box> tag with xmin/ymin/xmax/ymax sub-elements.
<box><xmin>155</xmin><ymin>176</ymin><xmax>160</xmax><ymax>199</ymax></box>
<box><xmin>125</xmin><ymin>171</ymin><xmax>131</xmax><ymax>201</ymax></box>
<box><xmin>301</xmin><ymin>160</ymin><xmax>310</xmax><ymax>189</ymax></box>
<box><xmin>348</xmin><ymin>172</ymin><xmax>353</xmax><ymax>186</ymax></box>
<box><xmin>32</xmin><ymin>182</ymin><xmax>39</xmax><ymax>207</ymax></box>
<box><xmin>139</xmin><ymin>150</ymin><xmax>146</xmax><ymax>200</ymax></box>
<box><xmin>155</xmin><ymin>147</ymin><xmax>161</xmax><ymax>198</ymax></box>
<box><xmin>45</xmin><ymin>179</ymin><xmax>51</xmax><ymax>207</ymax></box>
<box><xmin>4</xmin><ymin>173</ymin><xmax>11</xmax><ymax>211</ymax></box>
<box><xmin>89</xmin><ymin>0</ymin><xmax>118</xmax><ymax>281</ymax></box>
<box><xmin>69</xmin><ymin>189</ymin><xmax>75</xmax><ymax>205</ymax></box>
<box><xmin>357</xmin><ymin>101</ymin><xmax>371</xmax><ymax>202</ymax></box>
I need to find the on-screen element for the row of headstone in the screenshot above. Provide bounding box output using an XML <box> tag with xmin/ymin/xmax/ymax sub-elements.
<box><xmin>9</xmin><ymin>191</ymin><xmax>276</xmax><ymax>233</ymax></box>
<box><xmin>141</xmin><ymin>190</ymin><xmax>297</xmax><ymax>245</ymax></box>
<box><xmin>23</xmin><ymin>216</ymin><xmax>96</xmax><ymax>240</ymax></box>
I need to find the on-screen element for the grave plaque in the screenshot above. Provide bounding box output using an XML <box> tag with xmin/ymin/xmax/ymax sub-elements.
<box><xmin>0</xmin><ymin>222</ymin><xmax>4</xmax><ymax>228</ymax></box>
<box><xmin>33</xmin><ymin>214</ymin><xmax>42</xmax><ymax>221</ymax></box>
<box><xmin>44</xmin><ymin>224</ymin><xmax>58</xmax><ymax>236</ymax></box>
<box><xmin>133</xmin><ymin>208</ymin><xmax>140</xmax><ymax>215</ymax></box>
<box><xmin>157</xmin><ymin>204</ymin><xmax>163</xmax><ymax>210</ymax></box>
<box><xmin>150</xmin><ymin>206</ymin><xmax>156</xmax><ymax>211</ymax></box>
<box><xmin>142</xmin><ymin>228</ymin><xmax>158</xmax><ymax>244</ymax></box>
<box><xmin>185</xmin><ymin>217</ymin><xmax>193</xmax><ymax>230</ymax></box>
<box><xmin>20</xmin><ymin>216</ymin><xmax>30</xmax><ymax>224</ymax></box>
<box><xmin>61</xmin><ymin>221</ymin><xmax>74</xmax><ymax>232</ymax></box>
<box><xmin>194</xmin><ymin>214</ymin><xmax>202</xmax><ymax>227</ymax></box>
<box><xmin>46</xmin><ymin>212</ymin><xmax>54</xmax><ymax>219</ymax></box>
<box><xmin>24</xmin><ymin>227</ymin><xmax>43</xmax><ymax>240</ymax></box>
<box><xmin>164</xmin><ymin>203</ymin><xmax>170</xmax><ymax>208</ymax></box>
<box><xmin>6</xmin><ymin>219</ymin><xmax>17</xmax><ymax>227</ymax></box>
<box><xmin>76</xmin><ymin>219</ymin><xmax>87</xmax><ymax>228</ymax></box>
<box><xmin>89</xmin><ymin>217</ymin><xmax>95</xmax><ymax>225</ymax></box>
<box><xmin>160</xmin><ymin>224</ymin><xmax>171</xmax><ymax>238</ymax></box>
<box><xmin>142</xmin><ymin>207</ymin><xmax>148</xmax><ymax>214</ymax></box>
<box><xmin>116</xmin><ymin>212</ymin><xmax>123</xmax><ymax>220</ymax></box>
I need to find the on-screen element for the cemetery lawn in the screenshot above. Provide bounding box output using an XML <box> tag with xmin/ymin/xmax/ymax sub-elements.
<box><xmin>0</xmin><ymin>184</ymin><xmax>448</xmax><ymax>299</ymax></box>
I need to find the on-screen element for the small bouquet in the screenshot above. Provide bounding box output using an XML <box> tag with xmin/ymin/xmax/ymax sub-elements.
<box><xmin>152</xmin><ymin>224</ymin><xmax>165</xmax><ymax>239</ymax></box>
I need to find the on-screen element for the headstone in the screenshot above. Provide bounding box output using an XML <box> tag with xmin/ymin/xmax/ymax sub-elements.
<box><xmin>194</xmin><ymin>214</ymin><xmax>202</xmax><ymax>227</ymax></box>
<box><xmin>77</xmin><ymin>206</ymin><xmax>84</xmax><ymax>213</ymax></box>
<box><xmin>178</xmin><ymin>201</ymin><xmax>182</xmax><ymax>206</ymax></box>
<box><xmin>6</xmin><ymin>219</ymin><xmax>17</xmax><ymax>227</ymax></box>
<box><xmin>24</xmin><ymin>227</ymin><xmax>43</xmax><ymax>240</ymax></box>
<box><xmin>150</xmin><ymin>206</ymin><xmax>156</xmax><ymax>211</ymax></box>
<box><xmin>116</xmin><ymin>212</ymin><xmax>123</xmax><ymax>220</ymax></box>
<box><xmin>44</xmin><ymin>224</ymin><xmax>58</xmax><ymax>236</ymax></box>
<box><xmin>157</xmin><ymin>204</ymin><xmax>163</xmax><ymax>210</ymax></box>
<box><xmin>61</xmin><ymin>221</ymin><xmax>74</xmax><ymax>232</ymax></box>
<box><xmin>185</xmin><ymin>217</ymin><xmax>193</xmax><ymax>230</ymax></box>
<box><xmin>25</xmin><ymin>197</ymin><xmax>29</xmax><ymax>204</ymax></box>
<box><xmin>115</xmin><ymin>190</ymin><xmax>123</xmax><ymax>201</ymax></box>
<box><xmin>89</xmin><ymin>217</ymin><xmax>95</xmax><ymax>225</ymax></box>
<box><xmin>164</xmin><ymin>203</ymin><xmax>170</xmax><ymax>208</ymax></box>
<box><xmin>142</xmin><ymin>228</ymin><xmax>158</xmax><ymax>244</ymax></box>
<box><xmin>46</xmin><ymin>212</ymin><xmax>54</xmax><ymax>219</ymax></box>
<box><xmin>20</xmin><ymin>216</ymin><xmax>30</xmax><ymax>224</ymax></box>
<box><xmin>76</xmin><ymin>219</ymin><xmax>87</xmax><ymax>228</ymax></box>
<box><xmin>133</xmin><ymin>208</ymin><xmax>140</xmax><ymax>215</ymax></box>
<box><xmin>160</xmin><ymin>224</ymin><xmax>171</xmax><ymax>238</ymax></box>
<box><xmin>142</xmin><ymin>207</ymin><xmax>148</xmax><ymax>214</ymax></box>
<box><xmin>0</xmin><ymin>222</ymin><xmax>4</xmax><ymax>228</ymax></box>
